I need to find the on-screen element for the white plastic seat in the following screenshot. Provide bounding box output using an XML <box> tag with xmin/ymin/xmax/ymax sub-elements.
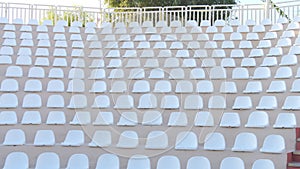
<box><xmin>128</xmin><ymin>68</ymin><xmax>145</xmax><ymax>79</ymax></box>
<box><xmin>194</xmin><ymin>49</ymin><xmax>208</xmax><ymax>57</ymax></box>
<box><xmin>0</xmin><ymin>111</ymin><xmax>17</xmax><ymax>125</ymax></box>
<box><xmin>194</xmin><ymin>111</ymin><xmax>214</xmax><ymax>127</ymax></box>
<box><xmin>117</xmin><ymin>112</ymin><xmax>138</xmax><ymax>126</ymax></box>
<box><xmin>35</xmin><ymin>152</ymin><xmax>59</xmax><ymax>169</ymax></box>
<box><xmin>264</xmin><ymin>32</ymin><xmax>277</xmax><ymax>40</ymax></box>
<box><xmin>138</xmin><ymin>94</ymin><xmax>157</xmax><ymax>109</ymax></box>
<box><xmin>28</xmin><ymin>67</ymin><xmax>45</xmax><ymax>78</ymax></box>
<box><xmin>256</xmin><ymin>96</ymin><xmax>277</xmax><ymax>110</ymax></box>
<box><xmin>222</xmin><ymin>41</ymin><xmax>235</xmax><ymax>49</ymax></box>
<box><xmin>66</xmin><ymin>154</ymin><xmax>89</xmax><ymax>169</ymax></box>
<box><xmin>196</xmin><ymin>80</ymin><xmax>213</xmax><ymax>93</ymax></box>
<box><xmin>67</xmin><ymin>79</ymin><xmax>85</xmax><ymax>93</ymax></box>
<box><xmin>190</xmin><ymin>68</ymin><xmax>205</xmax><ymax>79</ymax></box>
<box><xmin>230</xmin><ymin>32</ymin><xmax>243</xmax><ymax>40</ymax></box>
<box><xmin>108</xmin><ymin>69</ymin><xmax>124</xmax><ymax>79</ymax></box>
<box><xmin>245</xmin><ymin>111</ymin><xmax>269</xmax><ymax>128</ymax></box>
<box><xmin>168</xmin><ymin>112</ymin><xmax>187</xmax><ymax>126</ymax></box>
<box><xmin>274</xmin><ymin>67</ymin><xmax>292</xmax><ymax>79</ymax></box>
<box><xmin>267</xmin><ymin>47</ymin><xmax>283</xmax><ymax>56</ymax></box>
<box><xmin>35</xmin><ymin>48</ymin><xmax>49</xmax><ymax>57</ymax></box>
<box><xmin>212</xmin><ymin>49</ymin><xmax>226</xmax><ymax>58</ymax></box>
<box><xmin>3</xmin><ymin>152</ymin><xmax>29</xmax><ymax>169</ymax></box>
<box><xmin>21</xmin><ymin>111</ymin><xmax>41</xmax><ymax>124</ymax></box>
<box><xmin>267</xmin><ymin>81</ymin><xmax>286</xmax><ymax>93</ymax></box>
<box><xmin>187</xmin><ymin>156</ymin><xmax>211</xmax><ymax>169</ymax></box>
<box><xmin>175</xmin><ymin>80</ymin><xmax>193</xmax><ymax>93</ymax></box>
<box><xmin>204</xmin><ymin>132</ymin><xmax>225</xmax><ymax>151</ymax></box>
<box><xmin>22</xmin><ymin>94</ymin><xmax>42</xmax><ymax>108</ymax></box>
<box><xmin>3</xmin><ymin>129</ymin><xmax>25</xmax><ymax>145</ymax></box>
<box><xmin>197</xmin><ymin>34</ymin><xmax>209</xmax><ymax>41</ymax></box>
<box><xmin>68</xmin><ymin>68</ymin><xmax>84</xmax><ymax>79</ymax></box>
<box><xmin>48</xmin><ymin>68</ymin><xmax>64</xmax><ymax>78</ymax></box>
<box><xmin>0</xmin><ymin>94</ymin><xmax>18</xmax><ymax>108</ymax></box>
<box><xmin>273</xmin><ymin>113</ymin><xmax>296</xmax><ymax>128</ymax></box>
<box><xmin>160</xmin><ymin>95</ymin><xmax>179</xmax><ymax>109</ymax></box>
<box><xmin>142</xmin><ymin>110</ymin><xmax>162</xmax><ymax>126</ymax></box>
<box><xmin>246</xmin><ymin>33</ymin><xmax>259</xmax><ymax>40</ymax></box>
<box><xmin>70</xmin><ymin>111</ymin><xmax>91</xmax><ymax>125</ymax></box>
<box><xmin>145</xmin><ymin>131</ymin><xmax>168</xmax><ymax>149</ymax></box>
<box><xmin>232</xmin><ymin>132</ymin><xmax>257</xmax><ymax>152</ymax></box>
<box><xmin>93</xmin><ymin>112</ymin><xmax>113</xmax><ymax>125</ymax></box>
<box><xmin>208</xmin><ymin>96</ymin><xmax>226</xmax><ymax>109</ymax></box>
<box><xmin>114</xmin><ymin>95</ymin><xmax>134</xmax><ymax>109</ymax></box>
<box><xmin>252</xmin><ymin>67</ymin><xmax>271</xmax><ymax>79</ymax></box>
<box><xmin>61</xmin><ymin>130</ymin><xmax>84</xmax><ymax>146</ymax></box>
<box><xmin>261</xmin><ymin>57</ymin><xmax>277</xmax><ymax>67</ymax></box>
<box><xmin>89</xmin><ymin>69</ymin><xmax>106</xmax><ymax>79</ymax></box>
<box><xmin>209</xmin><ymin>67</ymin><xmax>226</xmax><ymax>79</ymax></box>
<box><xmin>232</xmin><ymin>68</ymin><xmax>249</xmax><ymax>79</ymax></box>
<box><xmin>67</xmin><ymin>95</ymin><xmax>87</xmax><ymax>109</ymax></box>
<box><xmin>220</xmin><ymin>112</ymin><xmax>241</xmax><ymax>128</ymax></box>
<box><xmin>175</xmin><ymin>131</ymin><xmax>198</xmax><ymax>150</ymax></box>
<box><xmin>0</xmin><ymin>79</ymin><xmax>18</xmax><ymax>92</ymax></box>
<box><xmin>221</xmin><ymin>58</ymin><xmax>236</xmax><ymax>67</ymax></box>
<box><xmin>291</xmin><ymin>79</ymin><xmax>300</xmax><ymax>92</ymax></box>
<box><xmin>220</xmin><ymin>157</ymin><xmax>245</xmax><ymax>169</ymax></box>
<box><xmin>232</xmin><ymin>96</ymin><xmax>252</xmax><ymax>110</ymax></box>
<box><xmin>282</xmin><ymin>96</ymin><xmax>300</xmax><ymax>110</ymax></box>
<box><xmin>89</xmin><ymin>130</ymin><xmax>111</xmax><ymax>147</ymax></box>
<box><xmin>220</xmin><ymin>82</ymin><xmax>237</xmax><ymax>93</ymax></box>
<box><xmin>127</xmin><ymin>155</ymin><xmax>150</xmax><ymax>169</ymax></box>
<box><xmin>257</xmin><ymin>40</ymin><xmax>271</xmax><ymax>48</ymax></box>
<box><xmin>117</xmin><ymin>130</ymin><xmax>138</xmax><ymax>148</ymax></box>
<box><xmin>260</xmin><ymin>134</ymin><xmax>285</xmax><ymax>153</ymax></box>
<box><xmin>5</xmin><ymin>66</ymin><xmax>23</xmax><ymax>77</ymax></box>
<box><xmin>95</xmin><ymin>154</ymin><xmax>119</xmax><ymax>169</ymax></box>
<box><xmin>184</xmin><ymin>95</ymin><xmax>203</xmax><ymax>110</ymax></box>
<box><xmin>24</xmin><ymin>79</ymin><xmax>42</xmax><ymax>92</ymax></box>
<box><xmin>241</xmin><ymin>58</ymin><xmax>256</xmax><ymax>67</ymax></box>
<box><xmin>277</xmin><ymin>38</ymin><xmax>291</xmax><ymax>47</ymax></box>
<box><xmin>34</xmin><ymin>130</ymin><xmax>55</xmax><ymax>146</ymax></box>
<box><xmin>89</xmin><ymin>81</ymin><xmax>106</xmax><ymax>93</ymax></box>
<box><xmin>201</xmin><ymin>58</ymin><xmax>216</xmax><ymax>67</ymax></box>
<box><xmin>46</xmin><ymin>111</ymin><xmax>66</xmax><ymax>125</ymax></box>
<box><xmin>230</xmin><ymin>49</ymin><xmax>245</xmax><ymax>58</ymax></box>
<box><xmin>110</xmin><ymin>81</ymin><xmax>127</xmax><ymax>93</ymax></box>
<box><xmin>157</xmin><ymin>156</ymin><xmax>180</xmax><ymax>169</ymax></box>
<box><xmin>252</xmin><ymin>159</ymin><xmax>275</xmax><ymax>169</ymax></box>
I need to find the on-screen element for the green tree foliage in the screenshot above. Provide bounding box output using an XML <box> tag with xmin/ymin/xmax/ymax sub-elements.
<box><xmin>42</xmin><ymin>6</ymin><xmax>94</xmax><ymax>27</ymax></box>
<box><xmin>105</xmin><ymin>0</ymin><xmax>236</xmax><ymax>8</ymax></box>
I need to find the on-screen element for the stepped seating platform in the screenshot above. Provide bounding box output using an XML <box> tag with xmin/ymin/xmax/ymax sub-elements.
<box><xmin>0</xmin><ymin>16</ymin><xmax>299</xmax><ymax>168</ymax></box>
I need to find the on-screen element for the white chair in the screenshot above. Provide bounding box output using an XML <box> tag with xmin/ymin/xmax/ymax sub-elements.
<box><xmin>22</xmin><ymin>94</ymin><xmax>42</xmax><ymax>108</ymax></box>
<box><xmin>187</xmin><ymin>156</ymin><xmax>211</xmax><ymax>169</ymax></box>
<box><xmin>95</xmin><ymin>154</ymin><xmax>119</xmax><ymax>169</ymax></box>
<box><xmin>204</xmin><ymin>132</ymin><xmax>225</xmax><ymax>151</ymax></box>
<box><xmin>208</xmin><ymin>96</ymin><xmax>226</xmax><ymax>109</ymax></box>
<box><xmin>274</xmin><ymin>67</ymin><xmax>292</xmax><ymax>79</ymax></box>
<box><xmin>47</xmin><ymin>80</ymin><xmax>64</xmax><ymax>92</ymax></box>
<box><xmin>220</xmin><ymin>157</ymin><xmax>245</xmax><ymax>169</ymax></box>
<box><xmin>273</xmin><ymin>113</ymin><xmax>296</xmax><ymax>128</ymax></box>
<box><xmin>3</xmin><ymin>152</ymin><xmax>29</xmax><ymax>169</ymax></box>
<box><xmin>0</xmin><ymin>79</ymin><xmax>18</xmax><ymax>92</ymax></box>
<box><xmin>243</xmin><ymin>81</ymin><xmax>262</xmax><ymax>93</ymax></box>
<box><xmin>114</xmin><ymin>95</ymin><xmax>134</xmax><ymax>109</ymax></box>
<box><xmin>220</xmin><ymin>82</ymin><xmax>237</xmax><ymax>93</ymax></box>
<box><xmin>89</xmin><ymin>130</ymin><xmax>111</xmax><ymax>147</ymax></box>
<box><xmin>89</xmin><ymin>69</ymin><xmax>106</xmax><ymax>79</ymax></box>
<box><xmin>190</xmin><ymin>68</ymin><xmax>205</xmax><ymax>79</ymax></box>
<box><xmin>157</xmin><ymin>156</ymin><xmax>180</xmax><ymax>169</ymax></box>
<box><xmin>92</xmin><ymin>95</ymin><xmax>110</xmax><ymax>108</ymax></box>
<box><xmin>16</xmin><ymin>55</ymin><xmax>32</xmax><ymax>66</ymax></box>
<box><xmin>48</xmin><ymin>68</ymin><xmax>64</xmax><ymax>79</ymax></box>
<box><xmin>34</xmin><ymin>130</ymin><xmax>55</xmax><ymax>146</ymax></box>
<box><xmin>46</xmin><ymin>111</ymin><xmax>66</xmax><ymax>125</ymax></box>
<box><xmin>220</xmin><ymin>58</ymin><xmax>236</xmax><ymax>67</ymax></box>
<box><xmin>232</xmin><ymin>68</ymin><xmax>249</xmax><ymax>79</ymax></box>
<box><xmin>5</xmin><ymin>66</ymin><xmax>23</xmax><ymax>77</ymax></box>
<box><xmin>145</xmin><ymin>131</ymin><xmax>168</xmax><ymax>149</ymax></box>
<box><xmin>110</xmin><ymin>81</ymin><xmax>127</xmax><ymax>93</ymax></box>
<box><xmin>93</xmin><ymin>112</ymin><xmax>113</xmax><ymax>125</ymax></box>
<box><xmin>67</xmin><ymin>79</ymin><xmax>85</xmax><ymax>92</ymax></box>
<box><xmin>282</xmin><ymin>96</ymin><xmax>300</xmax><ymax>110</ymax></box>
<box><xmin>127</xmin><ymin>155</ymin><xmax>150</xmax><ymax>169</ymax></box>
<box><xmin>67</xmin><ymin>95</ymin><xmax>87</xmax><ymax>109</ymax></box>
<box><xmin>184</xmin><ymin>95</ymin><xmax>203</xmax><ymax>110</ymax></box>
<box><xmin>176</xmin><ymin>80</ymin><xmax>193</xmax><ymax>93</ymax></box>
<box><xmin>209</xmin><ymin>67</ymin><xmax>226</xmax><ymax>79</ymax></box>
<box><xmin>142</xmin><ymin>111</ymin><xmax>162</xmax><ymax>126</ymax></box>
<box><xmin>138</xmin><ymin>94</ymin><xmax>157</xmax><ymax>109</ymax></box>
<box><xmin>66</xmin><ymin>154</ymin><xmax>89</xmax><ymax>169</ymax></box>
<box><xmin>108</xmin><ymin>69</ymin><xmax>124</xmax><ymax>79</ymax></box>
<box><xmin>21</xmin><ymin>111</ymin><xmax>41</xmax><ymax>124</ymax></box>
<box><xmin>266</xmin><ymin>81</ymin><xmax>286</xmax><ymax>93</ymax></box>
<box><xmin>169</xmin><ymin>68</ymin><xmax>184</xmax><ymax>79</ymax></box>
<box><xmin>160</xmin><ymin>95</ymin><xmax>179</xmax><ymax>109</ymax></box>
<box><xmin>232</xmin><ymin>96</ymin><xmax>252</xmax><ymax>110</ymax></box>
<box><xmin>61</xmin><ymin>130</ymin><xmax>84</xmax><ymax>146</ymax></box>
<box><xmin>175</xmin><ymin>131</ymin><xmax>198</xmax><ymax>150</ymax></box>
<box><xmin>132</xmin><ymin>80</ymin><xmax>150</xmax><ymax>93</ymax></box>
<box><xmin>0</xmin><ymin>111</ymin><xmax>17</xmax><ymax>125</ymax></box>
<box><xmin>35</xmin><ymin>152</ymin><xmax>59</xmax><ymax>169</ymax></box>
<box><xmin>260</xmin><ymin>134</ymin><xmax>285</xmax><ymax>153</ymax></box>
<box><xmin>168</xmin><ymin>112</ymin><xmax>187</xmax><ymax>126</ymax></box>
<box><xmin>117</xmin><ymin>112</ymin><xmax>138</xmax><ymax>126</ymax></box>
<box><xmin>256</xmin><ymin>96</ymin><xmax>277</xmax><ymax>110</ymax></box>
<box><xmin>245</xmin><ymin>111</ymin><xmax>269</xmax><ymax>128</ymax></box>
<box><xmin>291</xmin><ymin>79</ymin><xmax>300</xmax><ymax>92</ymax></box>
<box><xmin>252</xmin><ymin>159</ymin><xmax>275</xmax><ymax>169</ymax></box>
<box><xmin>3</xmin><ymin>129</ymin><xmax>25</xmax><ymax>145</ymax></box>
<box><xmin>117</xmin><ymin>130</ymin><xmax>138</xmax><ymax>148</ymax></box>
<box><xmin>252</xmin><ymin>67</ymin><xmax>271</xmax><ymax>79</ymax></box>
<box><xmin>70</xmin><ymin>111</ymin><xmax>91</xmax><ymax>125</ymax></box>
<box><xmin>220</xmin><ymin>112</ymin><xmax>240</xmax><ymax>128</ymax></box>
<box><xmin>241</xmin><ymin>58</ymin><xmax>256</xmax><ymax>67</ymax></box>
<box><xmin>24</xmin><ymin>79</ymin><xmax>42</xmax><ymax>92</ymax></box>
<box><xmin>0</xmin><ymin>94</ymin><xmax>18</xmax><ymax>108</ymax></box>
<box><xmin>194</xmin><ymin>111</ymin><xmax>214</xmax><ymax>127</ymax></box>
<box><xmin>232</xmin><ymin>132</ymin><xmax>257</xmax><ymax>152</ymax></box>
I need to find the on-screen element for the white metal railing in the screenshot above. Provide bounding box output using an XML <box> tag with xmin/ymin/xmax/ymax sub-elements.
<box><xmin>0</xmin><ymin>1</ymin><xmax>299</xmax><ymax>27</ymax></box>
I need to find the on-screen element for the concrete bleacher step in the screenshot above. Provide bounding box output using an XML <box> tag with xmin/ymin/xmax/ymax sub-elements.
<box><xmin>287</xmin><ymin>129</ymin><xmax>300</xmax><ymax>169</ymax></box>
<box><xmin>288</xmin><ymin>162</ymin><xmax>300</xmax><ymax>169</ymax></box>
